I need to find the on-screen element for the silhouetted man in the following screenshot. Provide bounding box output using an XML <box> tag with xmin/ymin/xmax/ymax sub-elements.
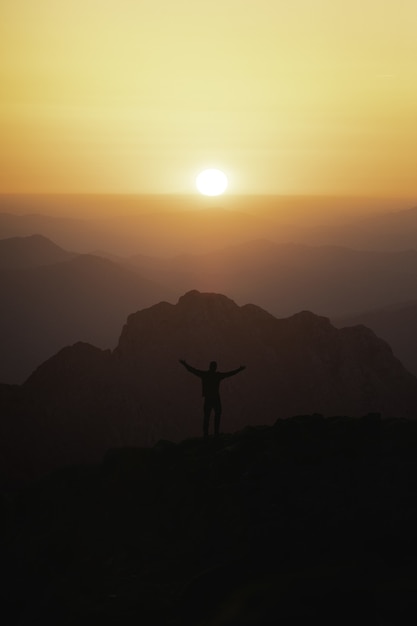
<box><xmin>179</xmin><ymin>359</ymin><xmax>246</xmax><ymax>438</ymax></box>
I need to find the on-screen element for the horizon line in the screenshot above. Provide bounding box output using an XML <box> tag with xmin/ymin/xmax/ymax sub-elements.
<box><xmin>1</xmin><ymin>192</ymin><xmax>416</xmax><ymax>200</ymax></box>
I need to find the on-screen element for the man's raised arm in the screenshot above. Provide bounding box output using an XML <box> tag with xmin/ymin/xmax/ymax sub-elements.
<box><xmin>220</xmin><ymin>365</ymin><xmax>246</xmax><ymax>379</ymax></box>
<box><xmin>178</xmin><ymin>359</ymin><xmax>204</xmax><ymax>377</ymax></box>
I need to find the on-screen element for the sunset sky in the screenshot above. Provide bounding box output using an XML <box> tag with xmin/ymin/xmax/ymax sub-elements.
<box><xmin>1</xmin><ymin>0</ymin><xmax>417</xmax><ymax>196</ymax></box>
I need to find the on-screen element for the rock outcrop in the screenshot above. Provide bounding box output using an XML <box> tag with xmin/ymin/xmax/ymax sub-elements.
<box><xmin>1</xmin><ymin>290</ymin><xmax>417</xmax><ymax>482</ymax></box>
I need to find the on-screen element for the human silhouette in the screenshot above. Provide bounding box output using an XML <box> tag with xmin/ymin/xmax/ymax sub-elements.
<box><xmin>179</xmin><ymin>359</ymin><xmax>246</xmax><ymax>438</ymax></box>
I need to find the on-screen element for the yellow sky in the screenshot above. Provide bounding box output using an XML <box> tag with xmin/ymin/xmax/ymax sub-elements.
<box><xmin>1</xmin><ymin>0</ymin><xmax>417</xmax><ymax>195</ymax></box>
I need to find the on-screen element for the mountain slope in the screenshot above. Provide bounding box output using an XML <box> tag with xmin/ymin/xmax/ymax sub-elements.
<box><xmin>113</xmin><ymin>290</ymin><xmax>416</xmax><ymax>423</ymax></box>
<box><xmin>2</xmin><ymin>198</ymin><xmax>417</xmax><ymax>255</ymax></box>
<box><xmin>334</xmin><ymin>301</ymin><xmax>417</xmax><ymax>376</ymax></box>
<box><xmin>0</xmin><ymin>250</ymin><xmax>174</xmax><ymax>383</ymax></box>
<box><xmin>0</xmin><ymin>208</ymin><xmax>279</xmax><ymax>256</ymax></box>
<box><xmin>309</xmin><ymin>204</ymin><xmax>417</xmax><ymax>250</ymax></box>
<box><xmin>4</xmin><ymin>235</ymin><xmax>417</xmax><ymax>385</ymax></box>
<box><xmin>0</xmin><ymin>234</ymin><xmax>76</xmax><ymax>269</ymax></box>
<box><xmin>127</xmin><ymin>240</ymin><xmax>417</xmax><ymax>318</ymax></box>
<box><xmin>2</xmin><ymin>290</ymin><xmax>415</xmax><ymax>482</ymax></box>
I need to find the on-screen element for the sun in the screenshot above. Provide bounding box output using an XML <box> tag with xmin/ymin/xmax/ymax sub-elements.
<box><xmin>196</xmin><ymin>169</ymin><xmax>228</xmax><ymax>196</ymax></box>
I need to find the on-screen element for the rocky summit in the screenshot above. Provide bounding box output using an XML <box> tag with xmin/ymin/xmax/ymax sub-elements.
<box><xmin>2</xmin><ymin>415</ymin><xmax>417</xmax><ymax>625</ymax></box>
<box><xmin>1</xmin><ymin>290</ymin><xmax>417</xmax><ymax>482</ymax></box>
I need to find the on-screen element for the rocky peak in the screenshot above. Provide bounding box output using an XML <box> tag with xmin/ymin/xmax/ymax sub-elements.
<box><xmin>26</xmin><ymin>342</ymin><xmax>112</xmax><ymax>392</ymax></box>
<box><xmin>116</xmin><ymin>291</ymin><xmax>242</xmax><ymax>360</ymax></box>
<box><xmin>281</xmin><ymin>310</ymin><xmax>333</xmax><ymax>335</ymax></box>
<box><xmin>177</xmin><ymin>289</ymin><xmax>240</xmax><ymax>317</ymax></box>
<box><xmin>3</xmin><ymin>290</ymin><xmax>415</xmax><ymax>483</ymax></box>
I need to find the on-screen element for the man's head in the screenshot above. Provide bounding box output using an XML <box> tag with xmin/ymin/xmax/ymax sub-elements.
<box><xmin>209</xmin><ymin>361</ymin><xmax>217</xmax><ymax>371</ymax></box>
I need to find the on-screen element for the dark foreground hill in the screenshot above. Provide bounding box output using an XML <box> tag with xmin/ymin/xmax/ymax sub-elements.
<box><xmin>2</xmin><ymin>415</ymin><xmax>417</xmax><ymax>625</ymax></box>
<box><xmin>1</xmin><ymin>290</ymin><xmax>417</xmax><ymax>484</ymax></box>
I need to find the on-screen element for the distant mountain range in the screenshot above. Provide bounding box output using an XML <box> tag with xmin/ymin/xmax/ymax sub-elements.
<box><xmin>1</xmin><ymin>290</ymin><xmax>416</xmax><ymax>483</ymax></box>
<box><xmin>3</xmin><ymin>234</ymin><xmax>417</xmax><ymax>383</ymax></box>
<box><xmin>2</xmin><ymin>200</ymin><xmax>417</xmax><ymax>256</ymax></box>
<box><xmin>0</xmin><ymin>234</ymin><xmax>76</xmax><ymax>269</ymax></box>
<box><xmin>0</xmin><ymin>235</ymin><xmax>173</xmax><ymax>383</ymax></box>
<box><xmin>0</xmin><ymin>209</ymin><xmax>278</xmax><ymax>257</ymax></box>
<box><xmin>335</xmin><ymin>301</ymin><xmax>417</xmax><ymax>376</ymax></box>
<box><xmin>125</xmin><ymin>239</ymin><xmax>417</xmax><ymax>318</ymax></box>
<box><xmin>309</xmin><ymin>204</ymin><xmax>417</xmax><ymax>251</ymax></box>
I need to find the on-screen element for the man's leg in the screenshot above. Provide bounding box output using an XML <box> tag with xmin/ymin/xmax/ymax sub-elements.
<box><xmin>203</xmin><ymin>399</ymin><xmax>211</xmax><ymax>438</ymax></box>
<box><xmin>214</xmin><ymin>397</ymin><xmax>222</xmax><ymax>437</ymax></box>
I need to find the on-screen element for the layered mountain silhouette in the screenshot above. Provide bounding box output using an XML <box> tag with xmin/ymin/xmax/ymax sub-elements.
<box><xmin>3</xmin><ymin>197</ymin><xmax>417</xmax><ymax>624</ymax></box>
<box><xmin>0</xmin><ymin>234</ymin><xmax>76</xmax><ymax>269</ymax></box>
<box><xmin>0</xmin><ymin>206</ymin><xmax>278</xmax><ymax>256</ymax></box>
<box><xmin>335</xmin><ymin>301</ymin><xmax>417</xmax><ymax>376</ymax></box>
<box><xmin>309</xmin><ymin>204</ymin><xmax>417</xmax><ymax>250</ymax></box>
<box><xmin>2</xmin><ymin>290</ymin><xmax>416</xmax><ymax>483</ymax></box>
<box><xmin>126</xmin><ymin>239</ymin><xmax>417</xmax><ymax>317</ymax></box>
<box><xmin>0</xmin><ymin>235</ymin><xmax>173</xmax><ymax>383</ymax></box>
<box><xmin>2</xmin><ymin>199</ymin><xmax>417</xmax><ymax>255</ymax></box>
<box><xmin>4</xmin><ymin>234</ymin><xmax>417</xmax><ymax>384</ymax></box>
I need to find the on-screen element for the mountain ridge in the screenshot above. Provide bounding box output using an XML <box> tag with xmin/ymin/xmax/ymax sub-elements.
<box><xmin>0</xmin><ymin>238</ymin><xmax>174</xmax><ymax>383</ymax></box>
<box><xmin>4</xmin><ymin>234</ymin><xmax>417</xmax><ymax>384</ymax></box>
<box><xmin>335</xmin><ymin>301</ymin><xmax>417</xmax><ymax>376</ymax></box>
<box><xmin>126</xmin><ymin>238</ymin><xmax>417</xmax><ymax>318</ymax></box>
<box><xmin>2</xmin><ymin>290</ymin><xmax>416</xmax><ymax>484</ymax></box>
<box><xmin>2</xmin><ymin>198</ymin><xmax>417</xmax><ymax>255</ymax></box>
<box><xmin>0</xmin><ymin>233</ymin><xmax>76</xmax><ymax>269</ymax></box>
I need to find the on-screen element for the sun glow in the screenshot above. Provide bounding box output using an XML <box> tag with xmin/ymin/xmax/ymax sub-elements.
<box><xmin>1</xmin><ymin>2</ymin><xmax>417</xmax><ymax>195</ymax></box>
<box><xmin>196</xmin><ymin>169</ymin><xmax>228</xmax><ymax>196</ymax></box>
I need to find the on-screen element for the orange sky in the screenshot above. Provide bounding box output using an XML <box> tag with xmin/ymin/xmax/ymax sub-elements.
<box><xmin>1</xmin><ymin>0</ymin><xmax>417</xmax><ymax>196</ymax></box>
